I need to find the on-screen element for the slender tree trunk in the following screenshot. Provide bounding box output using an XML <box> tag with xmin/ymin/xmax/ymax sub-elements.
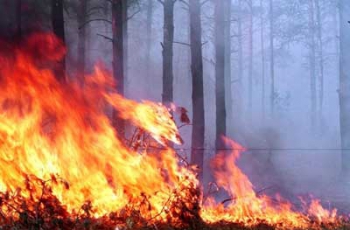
<box><xmin>333</xmin><ymin>4</ymin><xmax>339</xmax><ymax>66</ymax></box>
<box><xmin>122</xmin><ymin>0</ymin><xmax>128</xmax><ymax>92</ymax></box>
<box><xmin>235</xmin><ymin>0</ymin><xmax>243</xmax><ymax>130</ymax></box>
<box><xmin>315</xmin><ymin>0</ymin><xmax>324</xmax><ymax>129</ymax></box>
<box><xmin>215</xmin><ymin>0</ymin><xmax>226</xmax><ymax>150</ymax></box>
<box><xmin>189</xmin><ymin>0</ymin><xmax>205</xmax><ymax>181</ymax></box>
<box><xmin>268</xmin><ymin>0</ymin><xmax>275</xmax><ymax>117</ymax></box>
<box><xmin>161</xmin><ymin>0</ymin><xmax>175</xmax><ymax>106</ymax></box>
<box><xmin>339</xmin><ymin>0</ymin><xmax>350</xmax><ymax>175</ymax></box>
<box><xmin>51</xmin><ymin>0</ymin><xmax>66</xmax><ymax>82</ymax></box>
<box><xmin>333</xmin><ymin>1</ymin><xmax>339</xmax><ymax>105</ymax></box>
<box><xmin>238</xmin><ymin>0</ymin><xmax>243</xmax><ymax>87</ymax></box>
<box><xmin>77</xmin><ymin>0</ymin><xmax>87</xmax><ymax>86</ymax></box>
<box><xmin>248</xmin><ymin>0</ymin><xmax>253</xmax><ymax>120</ymax></box>
<box><xmin>16</xmin><ymin>0</ymin><xmax>22</xmax><ymax>38</ymax></box>
<box><xmin>112</xmin><ymin>0</ymin><xmax>125</xmax><ymax>135</ymax></box>
<box><xmin>260</xmin><ymin>0</ymin><xmax>266</xmax><ymax>121</ymax></box>
<box><xmin>224</xmin><ymin>0</ymin><xmax>232</xmax><ymax>135</ymax></box>
<box><xmin>308</xmin><ymin>0</ymin><xmax>317</xmax><ymax>132</ymax></box>
<box><xmin>146</xmin><ymin>0</ymin><xmax>153</xmax><ymax>88</ymax></box>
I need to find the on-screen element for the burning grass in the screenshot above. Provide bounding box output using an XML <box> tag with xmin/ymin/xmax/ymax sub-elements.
<box><xmin>0</xmin><ymin>33</ymin><xmax>348</xmax><ymax>229</ymax></box>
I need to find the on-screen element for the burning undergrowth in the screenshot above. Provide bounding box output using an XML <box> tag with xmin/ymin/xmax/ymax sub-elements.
<box><xmin>0</xmin><ymin>33</ymin><xmax>347</xmax><ymax>229</ymax></box>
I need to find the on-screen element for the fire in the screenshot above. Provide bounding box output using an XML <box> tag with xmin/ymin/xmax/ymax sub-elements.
<box><xmin>201</xmin><ymin>138</ymin><xmax>339</xmax><ymax>228</ymax></box>
<box><xmin>0</xmin><ymin>33</ymin><xmax>343</xmax><ymax>229</ymax></box>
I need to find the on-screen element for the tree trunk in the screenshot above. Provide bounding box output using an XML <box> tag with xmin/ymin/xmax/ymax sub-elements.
<box><xmin>77</xmin><ymin>0</ymin><xmax>87</xmax><ymax>86</ymax></box>
<box><xmin>146</xmin><ymin>0</ymin><xmax>153</xmax><ymax>87</ymax></box>
<box><xmin>308</xmin><ymin>0</ymin><xmax>317</xmax><ymax>132</ymax></box>
<box><xmin>234</xmin><ymin>0</ymin><xmax>243</xmax><ymax>130</ymax></box>
<box><xmin>339</xmin><ymin>0</ymin><xmax>350</xmax><ymax>175</ymax></box>
<box><xmin>215</xmin><ymin>0</ymin><xmax>226</xmax><ymax>150</ymax></box>
<box><xmin>51</xmin><ymin>0</ymin><xmax>66</xmax><ymax>82</ymax></box>
<box><xmin>112</xmin><ymin>0</ymin><xmax>125</xmax><ymax>136</ymax></box>
<box><xmin>16</xmin><ymin>0</ymin><xmax>22</xmax><ymax>38</ymax></box>
<box><xmin>268</xmin><ymin>0</ymin><xmax>275</xmax><ymax>117</ymax></box>
<box><xmin>260</xmin><ymin>0</ymin><xmax>266</xmax><ymax>121</ymax></box>
<box><xmin>315</xmin><ymin>0</ymin><xmax>324</xmax><ymax>129</ymax></box>
<box><xmin>248</xmin><ymin>0</ymin><xmax>253</xmax><ymax>120</ymax></box>
<box><xmin>238</xmin><ymin>0</ymin><xmax>243</xmax><ymax>85</ymax></box>
<box><xmin>224</xmin><ymin>0</ymin><xmax>232</xmax><ymax>135</ymax></box>
<box><xmin>161</xmin><ymin>0</ymin><xmax>175</xmax><ymax>106</ymax></box>
<box><xmin>122</xmin><ymin>0</ymin><xmax>128</xmax><ymax>92</ymax></box>
<box><xmin>189</xmin><ymin>0</ymin><xmax>205</xmax><ymax>182</ymax></box>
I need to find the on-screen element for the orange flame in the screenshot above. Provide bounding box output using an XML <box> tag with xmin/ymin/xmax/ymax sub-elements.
<box><xmin>0</xmin><ymin>33</ymin><xmax>341</xmax><ymax>229</ymax></box>
<box><xmin>201</xmin><ymin>137</ymin><xmax>338</xmax><ymax>228</ymax></box>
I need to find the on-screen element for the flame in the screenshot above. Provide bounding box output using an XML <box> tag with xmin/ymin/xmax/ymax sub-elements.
<box><xmin>200</xmin><ymin>137</ymin><xmax>339</xmax><ymax>228</ymax></box>
<box><xmin>0</xmin><ymin>33</ymin><xmax>342</xmax><ymax>229</ymax></box>
<box><xmin>0</xmin><ymin>33</ymin><xmax>196</xmax><ymax>222</ymax></box>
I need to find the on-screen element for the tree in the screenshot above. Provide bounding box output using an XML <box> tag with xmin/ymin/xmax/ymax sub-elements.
<box><xmin>122</xmin><ymin>0</ymin><xmax>128</xmax><ymax>88</ymax></box>
<box><xmin>268</xmin><ymin>0</ymin><xmax>275</xmax><ymax>117</ymax></box>
<box><xmin>215</xmin><ymin>0</ymin><xmax>226</xmax><ymax>150</ymax></box>
<box><xmin>189</xmin><ymin>0</ymin><xmax>205</xmax><ymax>181</ymax></box>
<box><xmin>16</xmin><ymin>0</ymin><xmax>22</xmax><ymax>38</ymax></box>
<box><xmin>146</xmin><ymin>0</ymin><xmax>153</xmax><ymax>83</ymax></box>
<box><xmin>260</xmin><ymin>0</ymin><xmax>266</xmax><ymax>120</ymax></box>
<box><xmin>339</xmin><ymin>0</ymin><xmax>350</xmax><ymax>175</ymax></box>
<box><xmin>77</xmin><ymin>0</ymin><xmax>87</xmax><ymax>86</ymax></box>
<box><xmin>112</xmin><ymin>0</ymin><xmax>125</xmax><ymax>135</ymax></box>
<box><xmin>308</xmin><ymin>0</ymin><xmax>317</xmax><ymax>132</ymax></box>
<box><xmin>234</xmin><ymin>0</ymin><xmax>244</xmax><ymax>131</ymax></box>
<box><xmin>238</xmin><ymin>0</ymin><xmax>243</xmax><ymax>92</ymax></box>
<box><xmin>315</xmin><ymin>0</ymin><xmax>324</xmax><ymax>129</ymax></box>
<box><xmin>159</xmin><ymin>0</ymin><xmax>176</xmax><ymax>106</ymax></box>
<box><xmin>224</xmin><ymin>0</ymin><xmax>232</xmax><ymax>134</ymax></box>
<box><xmin>51</xmin><ymin>0</ymin><xmax>66</xmax><ymax>82</ymax></box>
<box><xmin>248</xmin><ymin>0</ymin><xmax>253</xmax><ymax>119</ymax></box>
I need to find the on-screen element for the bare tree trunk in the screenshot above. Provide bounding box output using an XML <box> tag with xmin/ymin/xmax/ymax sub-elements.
<box><xmin>248</xmin><ymin>0</ymin><xmax>253</xmax><ymax>120</ymax></box>
<box><xmin>315</xmin><ymin>0</ymin><xmax>324</xmax><ymax>129</ymax></box>
<box><xmin>333</xmin><ymin>4</ymin><xmax>339</xmax><ymax>65</ymax></box>
<box><xmin>268</xmin><ymin>0</ymin><xmax>275</xmax><ymax>117</ymax></box>
<box><xmin>122</xmin><ymin>0</ymin><xmax>128</xmax><ymax>93</ymax></box>
<box><xmin>51</xmin><ymin>0</ymin><xmax>66</xmax><ymax>82</ymax></box>
<box><xmin>333</xmin><ymin>1</ymin><xmax>339</xmax><ymax>116</ymax></box>
<box><xmin>308</xmin><ymin>0</ymin><xmax>317</xmax><ymax>132</ymax></box>
<box><xmin>161</xmin><ymin>0</ymin><xmax>175</xmax><ymax>106</ymax></box>
<box><xmin>224</xmin><ymin>0</ymin><xmax>232</xmax><ymax>134</ymax></box>
<box><xmin>77</xmin><ymin>0</ymin><xmax>87</xmax><ymax>86</ymax></box>
<box><xmin>146</xmin><ymin>0</ymin><xmax>153</xmax><ymax>87</ymax></box>
<box><xmin>112</xmin><ymin>0</ymin><xmax>125</xmax><ymax>136</ymax></box>
<box><xmin>238</xmin><ymin>0</ymin><xmax>243</xmax><ymax>87</ymax></box>
<box><xmin>260</xmin><ymin>0</ymin><xmax>266</xmax><ymax>121</ymax></box>
<box><xmin>339</xmin><ymin>0</ymin><xmax>350</xmax><ymax>175</ymax></box>
<box><xmin>215</xmin><ymin>0</ymin><xmax>226</xmax><ymax>150</ymax></box>
<box><xmin>16</xmin><ymin>0</ymin><xmax>22</xmax><ymax>38</ymax></box>
<box><xmin>189</xmin><ymin>0</ymin><xmax>205</xmax><ymax>181</ymax></box>
<box><xmin>234</xmin><ymin>0</ymin><xmax>243</xmax><ymax>130</ymax></box>
<box><xmin>269</xmin><ymin>0</ymin><xmax>275</xmax><ymax>118</ymax></box>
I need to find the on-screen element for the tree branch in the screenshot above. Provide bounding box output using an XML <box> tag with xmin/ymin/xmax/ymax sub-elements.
<box><xmin>179</xmin><ymin>0</ymin><xmax>189</xmax><ymax>7</ymax></box>
<box><xmin>79</xmin><ymin>19</ymin><xmax>112</xmax><ymax>29</ymax></box>
<box><xmin>200</xmin><ymin>0</ymin><xmax>210</xmax><ymax>7</ymax></box>
<box><xmin>202</xmin><ymin>41</ymin><xmax>208</xmax><ymax>46</ymax></box>
<box><xmin>157</xmin><ymin>0</ymin><xmax>164</xmax><ymax>6</ymax></box>
<box><xmin>126</xmin><ymin>8</ymin><xmax>141</xmax><ymax>21</ymax></box>
<box><xmin>203</xmin><ymin>56</ymin><xmax>215</xmax><ymax>66</ymax></box>
<box><xmin>173</xmin><ymin>41</ymin><xmax>190</xmax><ymax>46</ymax></box>
<box><xmin>88</xmin><ymin>6</ymin><xmax>105</xmax><ymax>14</ymax></box>
<box><xmin>97</xmin><ymin>33</ymin><xmax>114</xmax><ymax>42</ymax></box>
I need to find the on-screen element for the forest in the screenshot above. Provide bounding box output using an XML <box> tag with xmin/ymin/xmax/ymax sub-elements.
<box><xmin>0</xmin><ymin>0</ymin><xmax>349</xmax><ymax>229</ymax></box>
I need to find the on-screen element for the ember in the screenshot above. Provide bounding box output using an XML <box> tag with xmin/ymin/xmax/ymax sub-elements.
<box><xmin>0</xmin><ymin>33</ymin><xmax>347</xmax><ymax>230</ymax></box>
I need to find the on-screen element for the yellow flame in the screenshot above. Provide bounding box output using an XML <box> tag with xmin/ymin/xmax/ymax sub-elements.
<box><xmin>0</xmin><ymin>33</ymin><xmax>340</xmax><ymax>229</ymax></box>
